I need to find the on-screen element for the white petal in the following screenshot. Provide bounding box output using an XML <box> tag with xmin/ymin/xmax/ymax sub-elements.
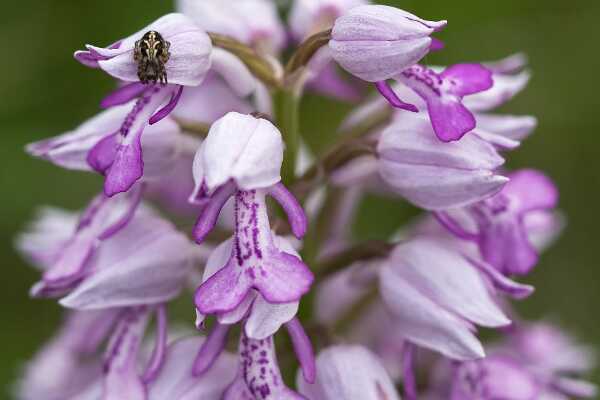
<box><xmin>389</xmin><ymin>239</ymin><xmax>511</xmax><ymax>327</ymax></box>
<box><xmin>297</xmin><ymin>345</ymin><xmax>400</xmax><ymax>400</ymax></box>
<box><xmin>60</xmin><ymin>209</ymin><xmax>193</xmax><ymax>309</ymax></box>
<box><xmin>379</xmin><ymin>253</ymin><xmax>486</xmax><ymax>360</ymax></box>
<box><xmin>202</xmin><ymin>112</ymin><xmax>283</xmax><ymax>191</ymax></box>
<box><xmin>148</xmin><ymin>337</ymin><xmax>237</xmax><ymax>400</ymax></box>
<box><xmin>464</xmin><ymin>70</ymin><xmax>531</xmax><ymax>111</ymax></box>
<box><xmin>210</xmin><ymin>48</ymin><xmax>257</xmax><ymax>97</ymax></box>
<box><xmin>245</xmin><ymin>295</ymin><xmax>298</xmax><ymax>340</ymax></box>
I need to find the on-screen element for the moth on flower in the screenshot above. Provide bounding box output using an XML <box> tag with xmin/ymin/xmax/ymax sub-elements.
<box><xmin>134</xmin><ymin>30</ymin><xmax>171</xmax><ymax>85</ymax></box>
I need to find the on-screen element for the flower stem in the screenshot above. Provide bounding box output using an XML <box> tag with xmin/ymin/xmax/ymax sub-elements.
<box><xmin>284</xmin><ymin>29</ymin><xmax>332</xmax><ymax>77</ymax></box>
<box><xmin>273</xmin><ymin>87</ymin><xmax>301</xmax><ymax>185</ymax></box>
<box><xmin>208</xmin><ymin>32</ymin><xmax>282</xmax><ymax>88</ymax></box>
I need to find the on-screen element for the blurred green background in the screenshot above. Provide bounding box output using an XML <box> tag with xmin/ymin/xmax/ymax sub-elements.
<box><xmin>1</xmin><ymin>0</ymin><xmax>599</xmax><ymax>397</ymax></box>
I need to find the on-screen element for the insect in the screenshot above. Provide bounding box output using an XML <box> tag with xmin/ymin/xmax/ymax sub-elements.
<box><xmin>134</xmin><ymin>31</ymin><xmax>171</xmax><ymax>85</ymax></box>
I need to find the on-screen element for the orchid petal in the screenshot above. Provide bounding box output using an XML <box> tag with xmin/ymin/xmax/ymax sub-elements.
<box><xmin>297</xmin><ymin>345</ymin><xmax>400</xmax><ymax>400</ymax></box>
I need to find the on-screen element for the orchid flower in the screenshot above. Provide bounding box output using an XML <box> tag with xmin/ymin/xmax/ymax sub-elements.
<box><xmin>26</xmin><ymin>187</ymin><xmax>142</xmax><ymax>297</ymax></box>
<box><xmin>436</xmin><ymin>169</ymin><xmax>559</xmax><ymax>275</ymax></box>
<box><xmin>15</xmin><ymin>310</ymin><xmax>118</xmax><ymax>400</ymax></box>
<box><xmin>73</xmin><ymin>13</ymin><xmax>256</xmax><ymax>196</ymax></box>
<box><xmin>191</xmin><ymin>112</ymin><xmax>313</xmax><ymax>316</ymax></box>
<box><xmin>329</xmin><ymin>5</ymin><xmax>446</xmax><ymax>83</ymax></box>
<box><xmin>377</xmin><ymin>114</ymin><xmax>508</xmax><ymax>210</ymax></box>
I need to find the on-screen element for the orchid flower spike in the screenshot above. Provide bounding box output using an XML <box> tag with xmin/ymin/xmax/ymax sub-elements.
<box><xmin>191</xmin><ymin>112</ymin><xmax>313</xmax><ymax>316</ymax></box>
<box><xmin>329</xmin><ymin>5</ymin><xmax>446</xmax><ymax>83</ymax></box>
<box><xmin>436</xmin><ymin>169</ymin><xmax>559</xmax><ymax>276</ymax></box>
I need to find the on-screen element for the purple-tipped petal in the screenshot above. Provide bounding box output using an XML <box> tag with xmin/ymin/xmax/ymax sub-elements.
<box><xmin>402</xmin><ymin>343</ymin><xmax>418</xmax><ymax>400</ymax></box>
<box><xmin>427</xmin><ymin>97</ymin><xmax>477</xmax><ymax>142</ymax></box>
<box><xmin>505</xmin><ymin>169</ymin><xmax>559</xmax><ymax>213</ymax></box>
<box><xmin>441</xmin><ymin>64</ymin><xmax>493</xmax><ymax>97</ymax></box>
<box><xmin>479</xmin><ymin>217</ymin><xmax>539</xmax><ymax>276</ymax></box>
<box><xmin>194</xmin><ymin>258</ymin><xmax>254</xmax><ymax>314</ymax></box>
<box><xmin>286</xmin><ymin>318</ymin><xmax>316</xmax><ymax>384</ymax></box>
<box><xmin>103</xmin><ymin>128</ymin><xmax>144</xmax><ymax>196</ymax></box>
<box><xmin>192</xmin><ymin>322</ymin><xmax>231</xmax><ymax>377</ymax></box>
<box><xmin>74</xmin><ymin>49</ymin><xmax>106</xmax><ymax>67</ymax></box>
<box><xmin>397</xmin><ymin>64</ymin><xmax>493</xmax><ymax>141</ymax></box>
<box><xmin>429</xmin><ymin>37</ymin><xmax>445</xmax><ymax>51</ymax></box>
<box><xmin>268</xmin><ymin>182</ymin><xmax>308</xmax><ymax>239</ymax></box>
<box><xmin>142</xmin><ymin>305</ymin><xmax>168</xmax><ymax>384</ymax></box>
<box><xmin>101</xmin><ymin>82</ymin><xmax>147</xmax><ymax>109</ymax></box>
<box><xmin>434</xmin><ymin>211</ymin><xmax>479</xmax><ymax>241</ymax></box>
<box><xmin>254</xmin><ymin>250</ymin><xmax>314</xmax><ymax>304</ymax></box>
<box><xmin>468</xmin><ymin>256</ymin><xmax>534</xmax><ymax>299</ymax></box>
<box><xmin>192</xmin><ymin>180</ymin><xmax>236</xmax><ymax>243</ymax></box>
<box><xmin>149</xmin><ymin>86</ymin><xmax>184</xmax><ymax>125</ymax></box>
<box><xmin>87</xmin><ymin>133</ymin><xmax>118</xmax><ymax>174</ymax></box>
<box><xmin>103</xmin><ymin>307</ymin><xmax>150</xmax><ymax>400</ymax></box>
<box><xmin>375</xmin><ymin>81</ymin><xmax>419</xmax><ymax>112</ymax></box>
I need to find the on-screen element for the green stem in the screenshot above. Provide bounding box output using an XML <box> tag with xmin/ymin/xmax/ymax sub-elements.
<box><xmin>208</xmin><ymin>32</ymin><xmax>281</xmax><ymax>89</ymax></box>
<box><xmin>273</xmin><ymin>88</ymin><xmax>301</xmax><ymax>186</ymax></box>
<box><xmin>171</xmin><ymin>117</ymin><xmax>210</xmax><ymax>138</ymax></box>
<box><xmin>284</xmin><ymin>29</ymin><xmax>332</xmax><ymax>77</ymax></box>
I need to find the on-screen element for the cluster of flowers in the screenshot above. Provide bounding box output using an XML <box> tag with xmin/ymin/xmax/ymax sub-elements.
<box><xmin>16</xmin><ymin>0</ymin><xmax>596</xmax><ymax>399</ymax></box>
